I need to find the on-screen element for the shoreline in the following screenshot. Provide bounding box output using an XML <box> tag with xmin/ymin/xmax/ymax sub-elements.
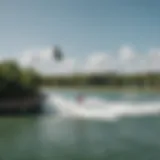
<box><xmin>41</xmin><ymin>86</ymin><xmax>160</xmax><ymax>93</ymax></box>
<box><xmin>0</xmin><ymin>94</ymin><xmax>45</xmax><ymax>114</ymax></box>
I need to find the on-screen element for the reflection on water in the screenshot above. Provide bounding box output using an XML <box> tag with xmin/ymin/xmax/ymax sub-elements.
<box><xmin>0</xmin><ymin>116</ymin><xmax>160</xmax><ymax>160</ymax></box>
<box><xmin>0</xmin><ymin>117</ymin><xmax>39</xmax><ymax>160</ymax></box>
<box><xmin>0</xmin><ymin>90</ymin><xmax>160</xmax><ymax>160</ymax></box>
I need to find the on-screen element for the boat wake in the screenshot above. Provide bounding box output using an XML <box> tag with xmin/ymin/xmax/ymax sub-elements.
<box><xmin>45</xmin><ymin>94</ymin><xmax>160</xmax><ymax>121</ymax></box>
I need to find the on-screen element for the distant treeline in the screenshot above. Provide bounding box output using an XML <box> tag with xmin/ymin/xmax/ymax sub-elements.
<box><xmin>1</xmin><ymin>60</ymin><xmax>160</xmax><ymax>95</ymax></box>
<box><xmin>41</xmin><ymin>73</ymin><xmax>160</xmax><ymax>88</ymax></box>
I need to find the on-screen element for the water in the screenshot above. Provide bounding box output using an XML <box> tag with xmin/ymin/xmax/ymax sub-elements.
<box><xmin>0</xmin><ymin>89</ymin><xmax>160</xmax><ymax>160</ymax></box>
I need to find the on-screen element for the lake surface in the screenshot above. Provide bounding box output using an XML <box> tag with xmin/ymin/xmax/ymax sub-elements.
<box><xmin>1</xmin><ymin>89</ymin><xmax>160</xmax><ymax>160</ymax></box>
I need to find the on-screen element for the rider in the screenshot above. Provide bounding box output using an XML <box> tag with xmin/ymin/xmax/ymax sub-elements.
<box><xmin>77</xmin><ymin>94</ymin><xmax>84</xmax><ymax>103</ymax></box>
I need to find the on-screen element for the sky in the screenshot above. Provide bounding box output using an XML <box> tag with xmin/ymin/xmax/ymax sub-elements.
<box><xmin>0</xmin><ymin>0</ymin><xmax>160</xmax><ymax>75</ymax></box>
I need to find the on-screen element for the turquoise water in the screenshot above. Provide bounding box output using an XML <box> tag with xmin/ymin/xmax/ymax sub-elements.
<box><xmin>0</xmin><ymin>89</ymin><xmax>160</xmax><ymax>160</ymax></box>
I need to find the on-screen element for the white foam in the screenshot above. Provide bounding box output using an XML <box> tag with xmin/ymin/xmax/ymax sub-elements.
<box><xmin>46</xmin><ymin>94</ymin><xmax>160</xmax><ymax>121</ymax></box>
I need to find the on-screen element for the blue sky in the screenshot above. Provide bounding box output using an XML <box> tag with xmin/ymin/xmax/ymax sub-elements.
<box><xmin>1</xmin><ymin>0</ymin><xmax>160</xmax><ymax>74</ymax></box>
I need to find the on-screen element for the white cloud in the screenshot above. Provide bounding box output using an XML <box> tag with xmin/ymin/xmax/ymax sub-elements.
<box><xmin>18</xmin><ymin>48</ymin><xmax>53</xmax><ymax>67</ymax></box>
<box><xmin>117</xmin><ymin>46</ymin><xmax>137</xmax><ymax>73</ymax></box>
<box><xmin>83</xmin><ymin>52</ymin><xmax>116</xmax><ymax>73</ymax></box>
<box><xmin>1</xmin><ymin>46</ymin><xmax>160</xmax><ymax>75</ymax></box>
<box><xmin>38</xmin><ymin>58</ymin><xmax>76</xmax><ymax>76</ymax></box>
<box><xmin>17</xmin><ymin>47</ymin><xmax>76</xmax><ymax>75</ymax></box>
<box><xmin>118</xmin><ymin>46</ymin><xmax>135</xmax><ymax>62</ymax></box>
<box><xmin>147</xmin><ymin>49</ymin><xmax>160</xmax><ymax>72</ymax></box>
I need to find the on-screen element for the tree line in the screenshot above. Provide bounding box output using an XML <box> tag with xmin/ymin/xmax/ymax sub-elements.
<box><xmin>0</xmin><ymin>61</ymin><xmax>41</xmax><ymax>99</ymax></box>
<box><xmin>1</xmin><ymin>60</ymin><xmax>160</xmax><ymax>96</ymax></box>
<box><xmin>41</xmin><ymin>73</ymin><xmax>160</xmax><ymax>89</ymax></box>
